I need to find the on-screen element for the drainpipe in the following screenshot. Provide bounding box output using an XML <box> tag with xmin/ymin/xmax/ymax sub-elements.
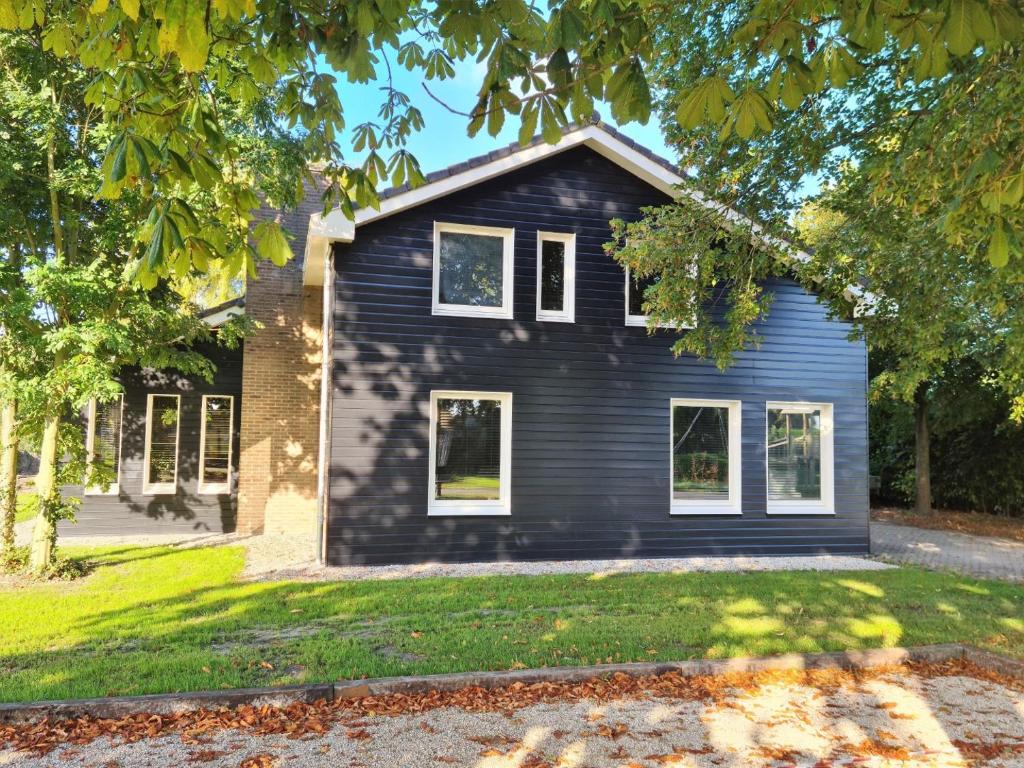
<box><xmin>315</xmin><ymin>244</ymin><xmax>336</xmax><ymax>566</ymax></box>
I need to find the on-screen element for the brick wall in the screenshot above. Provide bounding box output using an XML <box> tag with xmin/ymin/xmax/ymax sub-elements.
<box><xmin>237</xmin><ymin>196</ymin><xmax>324</xmax><ymax>536</ymax></box>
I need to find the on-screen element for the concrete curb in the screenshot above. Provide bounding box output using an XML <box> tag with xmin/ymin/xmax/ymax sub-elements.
<box><xmin>0</xmin><ymin>643</ymin><xmax>1012</xmax><ymax>725</ymax></box>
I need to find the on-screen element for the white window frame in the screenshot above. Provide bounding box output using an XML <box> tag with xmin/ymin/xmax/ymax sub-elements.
<box><xmin>624</xmin><ymin>267</ymin><xmax>695</xmax><ymax>329</ymax></box>
<box><xmin>669</xmin><ymin>398</ymin><xmax>742</xmax><ymax>515</ymax></box>
<box><xmin>765</xmin><ymin>401</ymin><xmax>835</xmax><ymax>516</ymax></box>
<box><xmin>143</xmin><ymin>393</ymin><xmax>181</xmax><ymax>496</ymax></box>
<box><xmin>432</xmin><ymin>222</ymin><xmax>515</xmax><ymax>319</ymax></box>
<box><xmin>535</xmin><ymin>231</ymin><xmax>575</xmax><ymax>323</ymax></box>
<box><xmin>85</xmin><ymin>395</ymin><xmax>124</xmax><ymax>496</ymax></box>
<box><xmin>427</xmin><ymin>390</ymin><xmax>513</xmax><ymax>517</ymax></box>
<box><xmin>198</xmin><ymin>394</ymin><xmax>234</xmax><ymax>495</ymax></box>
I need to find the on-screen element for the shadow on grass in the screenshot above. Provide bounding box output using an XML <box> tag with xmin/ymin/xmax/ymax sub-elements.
<box><xmin>1</xmin><ymin>545</ymin><xmax>1022</xmax><ymax>705</ymax></box>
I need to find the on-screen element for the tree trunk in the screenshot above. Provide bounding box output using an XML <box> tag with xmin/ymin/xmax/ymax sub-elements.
<box><xmin>914</xmin><ymin>383</ymin><xmax>932</xmax><ymax>516</ymax></box>
<box><xmin>29</xmin><ymin>409</ymin><xmax>61</xmax><ymax>573</ymax></box>
<box><xmin>0</xmin><ymin>399</ymin><xmax>17</xmax><ymax>553</ymax></box>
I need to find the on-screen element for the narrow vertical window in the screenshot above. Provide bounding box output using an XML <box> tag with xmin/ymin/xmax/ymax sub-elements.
<box><xmin>766</xmin><ymin>402</ymin><xmax>835</xmax><ymax>514</ymax></box>
<box><xmin>625</xmin><ymin>268</ymin><xmax>661</xmax><ymax>326</ymax></box>
<box><xmin>536</xmin><ymin>232</ymin><xmax>575</xmax><ymax>322</ymax></box>
<box><xmin>428</xmin><ymin>391</ymin><xmax>512</xmax><ymax>516</ymax></box>
<box><xmin>144</xmin><ymin>394</ymin><xmax>180</xmax><ymax>495</ymax></box>
<box><xmin>85</xmin><ymin>395</ymin><xmax>123</xmax><ymax>495</ymax></box>
<box><xmin>670</xmin><ymin>399</ymin><xmax>742</xmax><ymax>514</ymax></box>
<box><xmin>199</xmin><ymin>395</ymin><xmax>234</xmax><ymax>494</ymax></box>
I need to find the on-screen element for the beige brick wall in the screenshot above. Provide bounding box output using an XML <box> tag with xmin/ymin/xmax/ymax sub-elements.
<box><xmin>237</xmin><ymin>207</ymin><xmax>324</xmax><ymax>536</ymax></box>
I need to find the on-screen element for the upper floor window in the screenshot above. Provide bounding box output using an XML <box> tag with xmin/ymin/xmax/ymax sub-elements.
<box><xmin>625</xmin><ymin>268</ymin><xmax>661</xmax><ymax>327</ymax></box>
<box><xmin>144</xmin><ymin>394</ymin><xmax>180</xmax><ymax>495</ymax></box>
<box><xmin>766</xmin><ymin>402</ymin><xmax>835</xmax><ymax>515</ymax></box>
<box><xmin>199</xmin><ymin>395</ymin><xmax>234</xmax><ymax>495</ymax></box>
<box><xmin>536</xmin><ymin>232</ymin><xmax>575</xmax><ymax>323</ymax></box>
<box><xmin>432</xmin><ymin>222</ymin><xmax>514</xmax><ymax>319</ymax></box>
<box><xmin>85</xmin><ymin>395</ymin><xmax>123</xmax><ymax>496</ymax></box>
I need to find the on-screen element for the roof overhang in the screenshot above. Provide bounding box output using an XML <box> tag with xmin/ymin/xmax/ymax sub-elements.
<box><xmin>199</xmin><ymin>298</ymin><xmax>246</xmax><ymax>327</ymax></box>
<box><xmin>301</xmin><ymin>122</ymin><xmax>875</xmax><ymax>310</ymax></box>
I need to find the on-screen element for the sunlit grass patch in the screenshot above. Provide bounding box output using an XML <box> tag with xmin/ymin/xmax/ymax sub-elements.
<box><xmin>0</xmin><ymin>549</ymin><xmax>1021</xmax><ymax>703</ymax></box>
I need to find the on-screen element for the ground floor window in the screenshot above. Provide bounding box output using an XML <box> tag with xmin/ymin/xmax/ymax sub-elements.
<box><xmin>766</xmin><ymin>402</ymin><xmax>834</xmax><ymax>515</ymax></box>
<box><xmin>144</xmin><ymin>394</ymin><xmax>180</xmax><ymax>495</ymax></box>
<box><xmin>428</xmin><ymin>390</ymin><xmax>512</xmax><ymax>516</ymax></box>
<box><xmin>85</xmin><ymin>395</ymin><xmax>123</xmax><ymax>495</ymax></box>
<box><xmin>670</xmin><ymin>398</ymin><xmax>742</xmax><ymax>514</ymax></box>
<box><xmin>199</xmin><ymin>395</ymin><xmax>234</xmax><ymax>494</ymax></box>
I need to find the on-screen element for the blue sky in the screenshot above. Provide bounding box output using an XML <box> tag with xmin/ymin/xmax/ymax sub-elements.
<box><xmin>335</xmin><ymin>57</ymin><xmax>678</xmax><ymax>176</ymax></box>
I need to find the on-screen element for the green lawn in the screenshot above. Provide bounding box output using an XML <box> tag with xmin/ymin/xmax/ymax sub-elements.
<box><xmin>14</xmin><ymin>493</ymin><xmax>37</xmax><ymax>524</ymax></box>
<box><xmin>0</xmin><ymin>545</ymin><xmax>1022</xmax><ymax>703</ymax></box>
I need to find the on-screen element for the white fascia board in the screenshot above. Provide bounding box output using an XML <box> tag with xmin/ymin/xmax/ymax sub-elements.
<box><xmin>302</xmin><ymin>210</ymin><xmax>355</xmax><ymax>287</ymax></box>
<box><xmin>202</xmin><ymin>305</ymin><xmax>245</xmax><ymax>327</ymax></box>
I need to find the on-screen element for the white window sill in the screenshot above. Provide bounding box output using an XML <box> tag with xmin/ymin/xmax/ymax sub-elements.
<box><xmin>433</xmin><ymin>305</ymin><xmax>513</xmax><ymax>320</ymax></box>
<box><xmin>766</xmin><ymin>504</ymin><xmax>835</xmax><ymax>516</ymax></box>
<box><xmin>536</xmin><ymin>313</ymin><xmax>574</xmax><ymax>323</ymax></box>
<box><xmin>428</xmin><ymin>503</ymin><xmax>511</xmax><ymax>517</ymax></box>
<box><xmin>625</xmin><ymin>315</ymin><xmax>692</xmax><ymax>329</ymax></box>
<box><xmin>670</xmin><ymin>506</ymin><xmax>742</xmax><ymax>516</ymax></box>
<box><xmin>84</xmin><ymin>486</ymin><xmax>120</xmax><ymax>497</ymax></box>
<box><xmin>142</xmin><ymin>484</ymin><xmax>176</xmax><ymax>496</ymax></box>
<box><xmin>198</xmin><ymin>484</ymin><xmax>231</xmax><ymax>496</ymax></box>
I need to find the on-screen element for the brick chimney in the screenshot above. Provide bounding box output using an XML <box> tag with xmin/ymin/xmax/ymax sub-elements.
<box><xmin>236</xmin><ymin>193</ymin><xmax>324</xmax><ymax>536</ymax></box>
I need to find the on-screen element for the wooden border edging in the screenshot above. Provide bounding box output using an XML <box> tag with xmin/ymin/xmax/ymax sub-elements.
<box><xmin>1</xmin><ymin>643</ymin><xmax>1017</xmax><ymax>725</ymax></box>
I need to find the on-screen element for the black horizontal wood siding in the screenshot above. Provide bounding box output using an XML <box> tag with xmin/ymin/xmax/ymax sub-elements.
<box><xmin>62</xmin><ymin>344</ymin><xmax>242</xmax><ymax>536</ymax></box>
<box><xmin>327</xmin><ymin>146</ymin><xmax>868</xmax><ymax>565</ymax></box>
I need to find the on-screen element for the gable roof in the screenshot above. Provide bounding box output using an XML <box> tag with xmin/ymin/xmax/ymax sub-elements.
<box><xmin>302</xmin><ymin>118</ymin><xmax>689</xmax><ymax>287</ymax></box>
<box><xmin>300</xmin><ymin>119</ymin><xmax>872</xmax><ymax>311</ymax></box>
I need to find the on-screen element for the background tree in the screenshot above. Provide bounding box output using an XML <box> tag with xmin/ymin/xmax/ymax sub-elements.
<box><xmin>609</xmin><ymin>0</ymin><xmax>1023</xmax><ymax>515</ymax></box>
<box><xmin>0</xmin><ymin>29</ymin><xmax>246</xmax><ymax>574</ymax></box>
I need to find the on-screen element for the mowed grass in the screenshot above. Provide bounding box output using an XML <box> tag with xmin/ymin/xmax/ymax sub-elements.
<box><xmin>14</xmin><ymin>493</ymin><xmax>37</xmax><ymax>524</ymax></box>
<box><xmin>0</xmin><ymin>545</ymin><xmax>1022</xmax><ymax>703</ymax></box>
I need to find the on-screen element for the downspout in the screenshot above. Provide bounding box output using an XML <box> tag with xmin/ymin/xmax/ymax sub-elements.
<box><xmin>315</xmin><ymin>244</ymin><xmax>336</xmax><ymax>565</ymax></box>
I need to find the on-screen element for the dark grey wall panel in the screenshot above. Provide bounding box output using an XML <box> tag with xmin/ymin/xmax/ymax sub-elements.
<box><xmin>328</xmin><ymin>146</ymin><xmax>868</xmax><ymax>565</ymax></box>
<box><xmin>63</xmin><ymin>344</ymin><xmax>243</xmax><ymax>536</ymax></box>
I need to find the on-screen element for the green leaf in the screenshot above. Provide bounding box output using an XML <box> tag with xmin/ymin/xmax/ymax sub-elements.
<box><xmin>518</xmin><ymin>101</ymin><xmax>539</xmax><ymax>145</ymax></box>
<box><xmin>780</xmin><ymin>72</ymin><xmax>804</xmax><ymax>109</ymax></box>
<box><xmin>120</xmin><ymin>0</ymin><xmax>139</xmax><ymax>21</ymax></box>
<box><xmin>110</xmin><ymin>135</ymin><xmax>128</xmax><ymax>183</ymax></box>
<box><xmin>255</xmin><ymin>221</ymin><xmax>294</xmax><ymax>267</ymax></box>
<box><xmin>946</xmin><ymin>0</ymin><xmax>978</xmax><ymax>55</ymax></box>
<box><xmin>988</xmin><ymin>220</ymin><xmax>1009</xmax><ymax>267</ymax></box>
<box><xmin>0</xmin><ymin>0</ymin><xmax>17</xmax><ymax>28</ymax></box>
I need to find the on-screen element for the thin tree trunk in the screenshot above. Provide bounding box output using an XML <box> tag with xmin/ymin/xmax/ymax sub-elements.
<box><xmin>914</xmin><ymin>383</ymin><xmax>932</xmax><ymax>516</ymax></box>
<box><xmin>0</xmin><ymin>398</ymin><xmax>17</xmax><ymax>553</ymax></box>
<box><xmin>29</xmin><ymin>406</ymin><xmax>61</xmax><ymax>574</ymax></box>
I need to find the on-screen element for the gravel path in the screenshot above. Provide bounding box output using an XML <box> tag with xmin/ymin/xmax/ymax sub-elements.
<box><xmin>5</xmin><ymin>667</ymin><xmax>1022</xmax><ymax>767</ymax></box>
<box><xmin>15</xmin><ymin>525</ymin><xmax>894</xmax><ymax>582</ymax></box>
<box><xmin>872</xmin><ymin>522</ymin><xmax>1024</xmax><ymax>583</ymax></box>
<box><xmin>240</xmin><ymin>533</ymin><xmax>893</xmax><ymax>581</ymax></box>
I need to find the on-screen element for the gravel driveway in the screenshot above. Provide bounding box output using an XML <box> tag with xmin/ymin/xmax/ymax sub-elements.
<box><xmin>4</xmin><ymin>663</ymin><xmax>1023</xmax><ymax>767</ymax></box>
<box><xmin>872</xmin><ymin>522</ymin><xmax>1024</xmax><ymax>583</ymax></box>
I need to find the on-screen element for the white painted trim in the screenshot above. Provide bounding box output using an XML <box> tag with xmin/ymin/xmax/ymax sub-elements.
<box><xmin>535</xmin><ymin>231</ymin><xmax>576</xmax><ymax>323</ymax></box>
<box><xmin>84</xmin><ymin>395</ymin><xmax>123</xmax><ymax>496</ymax></box>
<box><xmin>198</xmin><ymin>395</ymin><xmax>234</xmax><ymax>495</ymax></box>
<box><xmin>669</xmin><ymin>398</ymin><xmax>742</xmax><ymax>516</ymax></box>
<box><xmin>201</xmin><ymin>304</ymin><xmax>245</xmax><ymax>327</ymax></box>
<box><xmin>142</xmin><ymin>393</ymin><xmax>181</xmax><ymax>496</ymax></box>
<box><xmin>765</xmin><ymin>401</ymin><xmax>835</xmax><ymax>516</ymax></box>
<box><xmin>432</xmin><ymin>222</ymin><xmax>515</xmax><ymax>319</ymax></box>
<box><xmin>427</xmin><ymin>390</ymin><xmax>513</xmax><ymax>517</ymax></box>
